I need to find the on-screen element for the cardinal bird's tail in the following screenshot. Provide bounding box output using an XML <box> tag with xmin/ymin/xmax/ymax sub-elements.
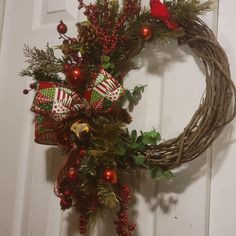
<box><xmin>165</xmin><ymin>20</ymin><xmax>180</xmax><ymax>31</ymax></box>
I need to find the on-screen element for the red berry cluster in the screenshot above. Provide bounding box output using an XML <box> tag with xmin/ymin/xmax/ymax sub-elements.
<box><xmin>77</xmin><ymin>0</ymin><xmax>141</xmax><ymax>55</ymax></box>
<box><xmin>114</xmin><ymin>185</ymin><xmax>136</xmax><ymax>236</ymax></box>
<box><xmin>56</xmin><ymin>21</ymin><xmax>86</xmax><ymax>86</ymax></box>
<box><xmin>79</xmin><ymin>215</ymin><xmax>88</xmax><ymax>234</ymax></box>
<box><xmin>58</xmin><ymin>148</ymin><xmax>86</xmax><ymax>210</ymax></box>
<box><xmin>123</xmin><ymin>0</ymin><xmax>141</xmax><ymax>16</ymax></box>
<box><xmin>76</xmin><ymin>195</ymin><xmax>99</xmax><ymax>234</ymax></box>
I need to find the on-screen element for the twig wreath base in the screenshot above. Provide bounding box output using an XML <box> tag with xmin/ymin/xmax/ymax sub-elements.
<box><xmin>146</xmin><ymin>18</ymin><xmax>236</xmax><ymax>169</ymax></box>
<box><xmin>21</xmin><ymin>0</ymin><xmax>236</xmax><ymax>235</ymax></box>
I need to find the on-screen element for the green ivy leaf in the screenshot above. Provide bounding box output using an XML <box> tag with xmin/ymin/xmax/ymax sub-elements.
<box><xmin>110</xmin><ymin>62</ymin><xmax>115</xmax><ymax>69</ymax></box>
<box><xmin>137</xmin><ymin>142</ymin><xmax>146</xmax><ymax>151</ymax></box>
<box><xmin>163</xmin><ymin>170</ymin><xmax>174</xmax><ymax>179</ymax></box>
<box><xmin>125</xmin><ymin>90</ymin><xmax>133</xmax><ymax>101</ymax></box>
<box><xmin>132</xmin><ymin>154</ymin><xmax>147</xmax><ymax>167</ymax></box>
<box><xmin>116</xmin><ymin>144</ymin><xmax>126</xmax><ymax>156</ymax></box>
<box><xmin>150</xmin><ymin>167</ymin><xmax>159</xmax><ymax>179</ymax></box>
<box><xmin>141</xmin><ymin>130</ymin><xmax>161</xmax><ymax>145</ymax></box>
<box><xmin>148</xmin><ymin>130</ymin><xmax>160</xmax><ymax>138</ymax></box>
<box><xmin>129</xmin><ymin>142</ymin><xmax>139</xmax><ymax>149</ymax></box>
<box><xmin>150</xmin><ymin>167</ymin><xmax>174</xmax><ymax>180</ymax></box>
<box><xmin>142</xmin><ymin>135</ymin><xmax>156</xmax><ymax>145</ymax></box>
<box><xmin>102</xmin><ymin>62</ymin><xmax>111</xmax><ymax>70</ymax></box>
<box><xmin>102</xmin><ymin>55</ymin><xmax>110</xmax><ymax>62</ymax></box>
<box><xmin>131</xmin><ymin>130</ymin><xmax>137</xmax><ymax>141</ymax></box>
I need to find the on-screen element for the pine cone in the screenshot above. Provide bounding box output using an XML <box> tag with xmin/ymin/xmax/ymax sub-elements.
<box><xmin>99</xmin><ymin>107</ymin><xmax>132</xmax><ymax>124</ymax></box>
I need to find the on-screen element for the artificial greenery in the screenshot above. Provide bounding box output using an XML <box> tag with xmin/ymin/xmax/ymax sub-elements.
<box><xmin>20</xmin><ymin>44</ymin><xmax>63</xmax><ymax>82</ymax></box>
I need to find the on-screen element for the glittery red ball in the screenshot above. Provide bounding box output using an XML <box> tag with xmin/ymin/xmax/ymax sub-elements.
<box><xmin>66</xmin><ymin>66</ymin><xmax>85</xmax><ymax>88</ymax></box>
<box><xmin>60</xmin><ymin>197</ymin><xmax>72</xmax><ymax>210</ymax></box>
<box><xmin>67</xmin><ymin>167</ymin><xmax>78</xmax><ymax>182</ymax></box>
<box><xmin>57</xmin><ymin>21</ymin><xmax>67</xmax><ymax>34</ymax></box>
<box><xmin>103</xmin><ymin>169</ymin><xmax>118</xmax><ymax>184</ymax></box>
<box><xmin>140</xmin><ymin>26</ymin><xmax>152</xmax><ymax>40</ymax></box>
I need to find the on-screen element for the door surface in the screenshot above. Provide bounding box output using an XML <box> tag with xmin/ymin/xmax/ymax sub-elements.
<box><xmin>0</xmin><ymin>1</ymin><xmax>236</xmax><ymax>236</ymax></box>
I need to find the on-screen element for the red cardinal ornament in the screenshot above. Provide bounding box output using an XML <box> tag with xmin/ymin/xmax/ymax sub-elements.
<box><xmin>150</xmin><ymin>0</ymin><xmax>179</xmax><ymax>31</ymax></box>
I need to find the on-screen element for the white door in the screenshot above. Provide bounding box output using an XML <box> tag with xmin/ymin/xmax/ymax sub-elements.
<box><xmin>0</xmin><ymin>1</ymin><xmax>236</xmax><ymax>236</ymax></box>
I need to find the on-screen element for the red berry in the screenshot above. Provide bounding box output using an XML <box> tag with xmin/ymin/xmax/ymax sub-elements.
<box><xmin>60</xmin><ymin>197</ymin><xmax>72</xmax><ymax>210</ymax></box>
<box><xmin>23</xmin><ymin>89</ymin><xmax>29</xmax><ymax>95</ymax></box>
<box><xmin>57</xmin><ymin>21</ymin><xmax>67</xmax><ymax>34</ymax></box>
<box><xmin>29</xmin><ymin>83</ymin><xmax>36</xmax><ymax>89</ymax></box>
<box><xmin>67</xmin><ymin>167</ymin><xmax>77</xmax><ymax>182</ymax></box>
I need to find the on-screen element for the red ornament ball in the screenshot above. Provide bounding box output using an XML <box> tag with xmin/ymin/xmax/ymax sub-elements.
<box><xmin>103</xmin><ymin>169</ymin><xmax>118</xmax><ymax>184</ymax></box>
<box><xmin>57</xmin><ymin>21</ymin><xmax>68</xmax><ymax>34</ymax></box>
<box><xmin>60</xmin><ymin>197</ymin><xmax>72</xmax><ymax>210</ymax></box>
<box><xmin>140</xmin><ymin>26</ymin><xmax>152</xmax><ymax>40</ymax></box>
<box><xmin>67</xmin><ymin>167</ymin><xmax>78</xmax><ymax>182</ymax></box>
<box><xmin>66</xmin><ymin>66</ymin><xmax>85</xmax><ymax>88</ymax></box>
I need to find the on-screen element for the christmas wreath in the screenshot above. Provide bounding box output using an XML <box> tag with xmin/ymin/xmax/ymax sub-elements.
<box><xmin>21</xmin><ymin>0</ymin><xmax>236</xmax><ymax>235</ymax></box>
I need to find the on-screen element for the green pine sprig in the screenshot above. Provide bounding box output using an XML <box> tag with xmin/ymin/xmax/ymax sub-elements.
<box><xmin>20</xmin><ymin>44</ymin><xmax>63</xmax><ymax>82</ymax></box>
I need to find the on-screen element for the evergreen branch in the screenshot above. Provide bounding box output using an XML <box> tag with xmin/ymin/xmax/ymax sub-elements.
<box><xmin>20</xmin><ymin>44</ymin><xmax>63</xmax><ymax>82</ymax></box>
<box><xmin>97</xmin><ymin>183</ymin><xmax>119</xmax><ymax>209</ymax></box>
<box><xmin>166</xmin><ymin>0</ymin><xmax>214</xmax><ymax>20</ymax></box>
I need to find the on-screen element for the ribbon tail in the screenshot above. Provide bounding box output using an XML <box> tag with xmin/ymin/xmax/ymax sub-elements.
<box><xmin>54</xmin><ymin>149</ymin><xmax>76</xmax><ymax>197</ymax></box>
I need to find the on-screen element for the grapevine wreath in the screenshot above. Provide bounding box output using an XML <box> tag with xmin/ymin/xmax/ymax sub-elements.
<box><xmin>21</xmin><ymin>0</ymin><xmax>236</xmax><ymax>235</ymax></box>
